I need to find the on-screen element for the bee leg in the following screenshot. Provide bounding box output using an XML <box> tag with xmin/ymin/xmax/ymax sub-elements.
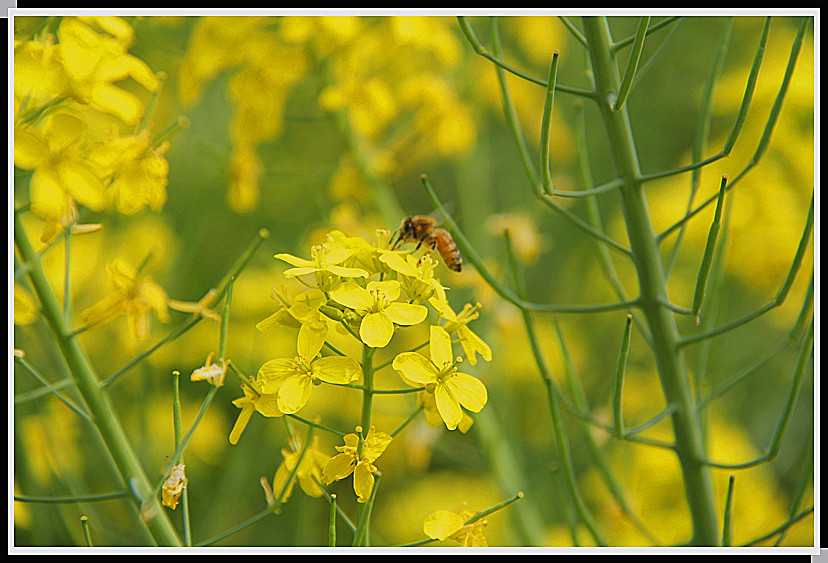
<box><xmin>415</xmin><ymin>232</ymin><xmax>431</xmax><ymax>252</ymax></box>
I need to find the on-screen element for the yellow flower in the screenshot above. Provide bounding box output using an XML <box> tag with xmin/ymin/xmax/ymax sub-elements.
<box><xmin>57</xmin><ymin>17</ymin><xmax>160</xmax><ymax>124</ymax></box>
<box><xmin>257</xmin><ymin>324</ymin><xmax>361</xmax><ymax>414</ymax></box>
<box><xmin>322</xmin><ymin>426</ymin><xmax>392</xmax><ymax>503</ymax></box>
<box><xmin>272</xmin><ymin>434</ymin><xmax>331</xmax><ymax>503</ymax></box>
<box><xmin>190</xmin><ymin>351</ymin><xmax>228</xmax><ymax>388</ymax></box>
<box><xmin>396</xmin><ymin>254</ymin><xmax>449</xmax><ymax>309</ymax></box>
<box><xmin>256</xmin><ymin>287</ymin><xmax>326</xmax><ymax>333</ymax></box>
<box><xmin>79</xmin><ymin>257</ymin><xmax>170</xmax><ymax>340</ymax></box>
<box><xmin>392</xmin><ymin>325</ymin><xmax>487</xmax><ymax>431</ymax></box>
<box><xmin>275</xmin><ymin>241</ymin><xmax>369</xmax><ymax>292</ymax></box>
<box><xmin>87</xmin><ymin>129</ymin><xmax>169</xmax><ymax>215</ymax></box>
<box><xmin>229</xmin><ymin>377</ymin><xmax>282</xmax><ymax>445</ymax></box>
<box><xmin>423</xmin><ymin>503</ymin><xmax>488</xmax><ymax>547</ymax></box>
<box><xmin>14</xmin><ymin>108</ymin><xmax>105</xmax><ymax>223</ymax></box>
<box><xmin>161</xmin><ymin>464</ymin><xmax>186</xmax><ymax>510</ymax></box>
<box><xmin>329</xmin><ymin>280</ymin><xmax>428</xmax><ymax>348</ymax></box>
<box><xmin>439</xmin><ymin>302</ymin><xmax>492</xmax><ymax>366</ymax></box>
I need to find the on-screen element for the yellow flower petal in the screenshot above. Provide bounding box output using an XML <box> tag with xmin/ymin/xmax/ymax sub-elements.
<box><xmin>457</xmin><ymin>326</ymin><xmax>492</xmax><ymax>365</ymax></box>
<box><xmin>325</xmin><ymin>264</ymin><xmax>370</xmax><ymax>278</ymax></box>
<box><xmin>274</xmin><ymin>252</ymin><xmax>315</xmax><ymax>268</ymax></box>
<box><xmin>253</xmin><ymin>392</ymin><xmax>282</xmax><ymax>418</ymax></box>
<box><xmin>444</xmin><ymin>373</ymin><xmax>487</xmax><ymax>413</ymax></box>
<box><xmin>311</xmin><ymin>356</ymin><xmax>361</xmax><ymax>384</ymax></box>
<box><xmin>289</xmin><ymin>288</ymin><xmax>326</xmax><ymax>322</ymax></box>
<box><xmin>366</xmin><ymin>279</ymin><xmax>400</xmax><ymax>301</ymax></box>
<box><xmin>359</xmin><ymin>311</ymin><xmax>394</xmax><ymax>348</ymax></box>
<box><xmin>423</xmin><ymin>510</ymin><xmax>465</xmax><ymax>541</ymax></box>
<box><xmin>276</xmin><ymin>375</ymin><xmax>312</xmax><ymax>414</ymax></box>
<box><xmin>435</xmin><ymin>384</ymin><xmax>463</xmax><ymax>431</ymax></box>
<box><xmin>322</xmin><ymin>452</ymin><xmax>355</xmax><ymax>484</ymax></box>
<box><xmin>392</xmin><ymin>352</ymin><xmax>437</xmax><ymax>385</ymax></box>
<box><xmin>353</xmin><ymin>460</ymin><xmax>376</xmax><ymax>503</ymax></box>
<box><xmin>229</xmin><ymin>404</ymin><xmax>254</xmax><ymax>445</ymax></box>
<box><xmin>55</xmin><ymin>160</ymin><xmax>105</xmax><ymax>211</ymax></box>
<box><xmin>361</xmin><ymin>428</ymin><xmax>392</xmax><ymax>462</ymax></box>
<box><xmin>378</xmin><ymin>251</ymin><xmax>420</xmax><ymax>277</ymax></box>
<box><xmin>90</xmin><ymin>81</ymin><xmax>143</xmax><ymax>124</ymax></box>
<box><xmin>13</xmin><ymin>126</ymin><xmax>48</xmax><ymax>170</ymax></box>
<box><xmin>429</xmin><ymin>325</ymin><xmax>453</xmax><ymax>368</ymax></box>
<box><xmin>258</xmin><ymin>358</ymin><xmax>300</xmax><ymax>393</ymax></box>
<box><xmin>29</xmin><ymin>168</ymin><xmax>66</xmax><ymax>220</ymax></box>
<box><xmin>297</xmin><ymin>319</ymin><xmax>327</xmax><ymax>359</ymax></box>
<box><xmin>329</xmin><ymin>281</ymin><xmax>373</xmax><ymax>310</ymax></box>
<box><xmin>383</xmin><ymin>302</ymin><xmax>428</xmax><ymax>326</ymax></box>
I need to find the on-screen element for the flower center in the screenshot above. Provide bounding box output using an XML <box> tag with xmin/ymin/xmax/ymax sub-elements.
<box><xmin>368</xmin><ymin>288</ymin><xmax>389</xmax><ymax>313</ymax></box>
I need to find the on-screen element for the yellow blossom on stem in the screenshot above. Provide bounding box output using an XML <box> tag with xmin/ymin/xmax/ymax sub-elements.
<box><xmin>256</xmin><ymin>287</ymin><xmax>326</xmax><ymax>333</ymax></box>
<box><xmin>329</xmin><ymin>280</ymin><xmax>428</xmax><ymax>348</ymax></box>
<box><xmin>392</xmin><ymin>325</ymin><xmax>487</xmax><ymax>430</ymax></box>
<box><xmin>79</xmin><ymin>257</ymin><xmax>170</xmax><ymax>340</ymax></box>
<box><xmin>272</xmin><ymin>434</ymin><xmax>331</xmax><ymax>503</ymax></box>
<box><xmin>275</xmin><ymin>241</ymin><xmax>369</xmax><ymax>292</ymax></box>
<box><xmin>396</xmin><ymin>254</ymin><xmax>449</xmax><ymax>309</ymax></box>
<box><xmin>57</xmin><ymin>16</ymin><xmax>160</xmax><ymax>125</ymax></box>
<box><xmin>87</xmin><ymin>128</ymin><xmax>170</xmax><ymax>215</ymax></box>
<box><xmin>439</xmin><ymin>302</ymin><xmax>491</xmax><ymax>366</ymax></box>
<box><xmin>423</xmin><ymin>503</ymin><xmax>488</xmax><ymax>547</ymax></box>
<box><xmin>161</xmin><ymin>464</ymin><xmax>186</xmax><ymax>510</ymax></box>
<box><xmin>229</xmin><ymin>377</ymin><xmax>282</xmax><ymax>445</ymax></box>
<box><xmin>322</xmin><ymin>426</ymin><xmax>392</xmax><ymax>503</ymax></box>
<box><xmin>14</xmin><ymin>108</ymin><xmax>106</xmax><ymax>224</ymax></box>
<box><xmin>190</xmin><ymin>351</ymin><xmax>228</xmax><ymax>388</ymax></box>
<box><xmin>257</xmin><ymin>324</ymin><xmax>361</xmax><ymax>414</ymax></box>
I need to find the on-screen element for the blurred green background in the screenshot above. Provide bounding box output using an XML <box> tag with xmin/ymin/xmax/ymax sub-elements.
<box><xmin>13</xmin><ymin>14</ymin><xmax>814</xmax><ymax>548</ymax></box>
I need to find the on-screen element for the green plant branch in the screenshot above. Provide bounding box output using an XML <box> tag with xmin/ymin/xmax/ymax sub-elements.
<box><xmin>740</xmin><ymin>506</ymin><xmax>813</xmax><ymax>547</ymax></box>
<box><xmin>700</xmin><ymin>317</ymin><xmax>812</xmax><ymax>470</ymax></box>
<box><xmin>679</xmin><ymin>192</ymin><xmax>812</xmax><ymax>346</ymax></box>
<box><xmin>14</xmin><ymin>355</ymin><xmax>92</xmax><ymax>423</ymax></box>
<box><xmin>611</xmin><ymin>16</ymin><xmax>650</xmax><ymax>112</ymax></box>
<box><xmin>665</xmin><ymin>19</ymin><xmax>733</xmax><ymax>279</ymax></box>
<box><xmin>640</xmin><ymin>17</ymin><xmax>771</xmax><ymax>185</ymax></box>
<box><xmin>503</xmin><ymin>230</ymin><xmax>606</xmax><ymax>546</ymax></box>
<box><xmin>550</xmin><ymin>313</ymin><xmax>660</xmax><ymax>545</ymax></box>
<box><xmin>457</xmin><ymin>16</ymin><xmax>594</xmax><ymax>97</ymax></box>
<box><xmin>14</xmin><ymin>209</ymin><xmax>182</xmax><ymax>547</ymax></box>
<box><xmin>14</xmin><ymin>491</ymin><xmax>129</xmax><ymax>503</ymax></box>
<box><xmin>611</xmin><ymin>16</ymin><xmax>681</xmax><ymax>51</ymax></box>
<box><xmin>612</xmin><ymin>314</ymin><xmax>633</xmax><ymax>439</ymax></box>
<box><xmin>582</xmin><ymin>16</ymin><xmax>720</xmax><ymax>545</ymax></box>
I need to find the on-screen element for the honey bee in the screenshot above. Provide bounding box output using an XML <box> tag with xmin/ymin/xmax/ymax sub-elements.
<box><xmin>394</xmin><ymin>215</ymin><xmax>463</xmax><ymax>272</ymax></box>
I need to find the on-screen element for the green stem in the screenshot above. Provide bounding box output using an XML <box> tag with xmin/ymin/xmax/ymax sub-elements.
<box><xmin>358</xmin><ymin>345</ymin><xmax>376</xmax><ymax>444</ymax></box>
<box><xmin>582</xmin><ymin>17</ymin><xmax>719</xmax><ymax>546</ymax></box>
<box><xmin>13</xmin><ymin>210</ymin><xmax>182</xmax><ymax>547</ymax></box>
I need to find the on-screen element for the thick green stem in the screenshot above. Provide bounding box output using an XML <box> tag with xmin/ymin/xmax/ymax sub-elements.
<box><xmin>14</xmin><ymin>211</ymin><xmax>182</xmax><ymax>546</ymax></box>
<box><xmin>581</xmin><ymin>17</ymin><xmax>719</xmax><ymax>546</ymax></box>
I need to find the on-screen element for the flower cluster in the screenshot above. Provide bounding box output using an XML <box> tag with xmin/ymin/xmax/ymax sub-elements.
<box><xmin>230</xmin><ymin>227</ymin><xmax>492</xmax><ymax>503</ymax></box>
<box><xmin>14</xmin><ymin>16</ymin><xmax>171</xmax><ymax>242</ymax></box>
